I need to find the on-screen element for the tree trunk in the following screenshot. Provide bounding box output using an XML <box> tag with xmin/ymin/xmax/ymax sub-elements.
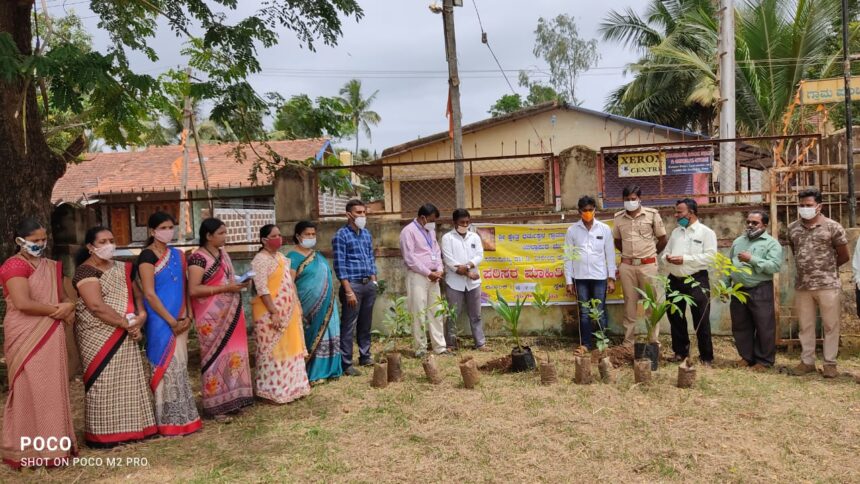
<box><xmin>0</xmin><ymin>2</ymin><xmax>71</xmax><ymax>261</ymax></box>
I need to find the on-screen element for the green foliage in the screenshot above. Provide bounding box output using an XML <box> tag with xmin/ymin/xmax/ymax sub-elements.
<box><xmin>488</xmin><ymin>83</ymin><xmax>561</xmax><ymax>118</ymax></box>
<box><xmin>488</xmin><ymin>93</ymin><xmax>523</xmax><ymax>117</ymax></box>
<box><xmin>519</xmin><ymin>14</ymin><xmax>600</xmax><ymax>106</ymax></box>
<box><xmin>562</xmin><ymin>243</ymin><xmax>581</xmax><ymax>264</ymax></box>
<box><xmin>433</xmin><ymin>296</ymin><xmax>462</xmax><ymax>340</ymax></box>
<box><xmin>683</xmin><ymin>252</ymin><xmax>751</xmax><ymax>304</ymax></box>
<box><xmin>271</xmin><ymin>94</ymin><xmax>352</xmax><ymax>140</ymax></box>
<box><xmin>337</xmin><ymin>79</ymin><xmax>381</xmax><ymax>155</ymax></box>
<box><xmin>582</xmin><ymin>298</ymin><xmax>610</xmax><ymax>352</ymax></box>
<box><xmin>488</xmin><ymin>290</ymin><xmax>527</xmax><ymax>350</ymax></box>
<box><xmin>315</xmin><ymin>154</ymin><xmax>355</xmax><ymax>195</ymax></box>
<box><xmin>433</xmin><ymin>296</ymin><xmax>460</xmax><ymax>324</ymax></box>
<box><xmin>635</xmin><ymin>275</ymin><xmax>695</xmax><ymax>342</ymax></box>
<box><xmin>531</xmin><ymin>285</ymin><xmax>551</xmax><ymax>316</ymax></box>
<box><xmin>373</xmin><ymin>295</ymin><xmax>413</xmax><ymax>361</ymax></box>
<box><xmin>2</xmin><ymin>1</ymin><xmax>364</xmax><ymax>160</ymax></box>
<box><xmin>600</xmin><ymin>0</ymin><xmax>718</xmax><ymax>134</ymax></box>
<box><xmin>531</xmin><ymin>284</ymin><xmax>553</xmax><ymax>335</ymax></box>
<box><xmin>601</xmin><ymin>0</ymin><xmax>842</xmax><ymax>136</ymax></box>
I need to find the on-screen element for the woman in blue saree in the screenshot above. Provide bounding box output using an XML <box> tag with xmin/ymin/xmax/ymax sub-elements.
<box><xmin>136</xmin><ymin>212</ymin><xmax>201</xmax><ymax>436</ymax></box>
<box><xmin>287</xmin><ymin>221</ymin><xmax>343</xmax><ymax>383</ymax></box>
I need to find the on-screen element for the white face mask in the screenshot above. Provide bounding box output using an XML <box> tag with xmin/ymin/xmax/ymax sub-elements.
<box><xmin>456</xmin><ymin>225</ymin><xmax>469</xmax><ymax>235</ymax></box>
<box><xmin>624</xmin><ymin>200</ymin><xmax>640</xmax><ymax>212</ymax></box>
<box><xmin>424</xmin><ymin>222</ymin><xmax>436</xmax><ymax>232</ymax></box>
<box><xmin>798</xmin><ymin>206</ymin><xmax>818</xmax><ymax>220</ymax></box>
<box><xmin>300</xmin><ymin>238</ymin><xmax>317</xmax><ymax>249</ymax></box>
<box><xmin>353</xmin><ymin>216</ymin><xmax>367</xmax><ymax>230</ymax></box>
<box><xmin>92</xmin><ymin>243</ymin><xmax>116</xmax><ymax>261</ymax></box>
<box><xmin>16</xmin><ymin>237</ymin><xmax>46</xmax><ymax>258</ymax></box>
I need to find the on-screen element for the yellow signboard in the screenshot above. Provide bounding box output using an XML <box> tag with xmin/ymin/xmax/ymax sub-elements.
<box><xmin>474</xmin><ymin>223</ymin><xmax>623</xmax><ymax>306</ymax></box>
<box><xmin>617</xmin><ymin>151</ymin><xmax>666</xmax><ymax>178</ymax></box>
<box><xmin>799</xmin><ymin>77</ymin><xmax>860</xmax><ymax>105</ymax></box>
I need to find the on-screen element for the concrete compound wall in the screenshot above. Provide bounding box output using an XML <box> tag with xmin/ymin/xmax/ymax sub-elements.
<box><xmin>273</xmin><ymin>162</ymin><xmax>860</xmax><ymax>341</ymax></box>
<box><xmin>276</xmin><ymin>153</ymin><xmax>853</xmax><ymax>335</ymax></box>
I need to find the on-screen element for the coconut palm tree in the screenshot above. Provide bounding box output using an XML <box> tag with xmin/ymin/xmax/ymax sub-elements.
<box><xmin>337</xmin><ymin>79</ymin><xmax>381</xmax><ymax>155</ymax></box>
<box><xmin>601</xmin><ymin>0</ymin><xmax>841</xmax><ymax>136</ymax></box>
<box><xmin>600</xmin><ymin>0</ymin><xmax>718</xmax><ymax>134</ymax></box>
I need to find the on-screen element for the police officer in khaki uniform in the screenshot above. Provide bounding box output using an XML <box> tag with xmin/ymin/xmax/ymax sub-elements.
<box><xmin>612</xmin><ymin>185</ymin><xmax>668</xmax><ymax>345</ymax></box>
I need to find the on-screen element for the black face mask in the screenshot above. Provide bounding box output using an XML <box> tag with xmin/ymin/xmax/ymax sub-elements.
<box><xmin>745</xmin><ymin>227</ymin><xmax>765</xmax><ymax>240</ymax></box>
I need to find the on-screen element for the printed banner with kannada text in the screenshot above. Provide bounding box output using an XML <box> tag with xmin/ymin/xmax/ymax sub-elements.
<box><xmin>474</xmin><ymin>223</ymin><xmax>623</xmax><ymax>306</ymax></box>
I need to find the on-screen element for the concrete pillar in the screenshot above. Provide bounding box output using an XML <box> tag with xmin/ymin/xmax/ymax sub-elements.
<box><xmin>274</xmin><ymin>165</ymin><xmax>317</xmax><ymax>229</ymax></box>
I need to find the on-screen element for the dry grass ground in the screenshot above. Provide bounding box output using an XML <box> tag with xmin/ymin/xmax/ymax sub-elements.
<box><xmin>3</xmin><ymin>336</ymin><xmax>860</xmax><ymax>483</ymax></box>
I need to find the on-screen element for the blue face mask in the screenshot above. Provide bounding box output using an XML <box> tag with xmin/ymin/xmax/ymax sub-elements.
<box><xmin>678</xmin><ymin>217</ymin><xmax>690</xmax><ymax>228</ymax></box>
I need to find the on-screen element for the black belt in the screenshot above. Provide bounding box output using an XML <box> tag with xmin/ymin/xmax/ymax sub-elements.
<box><xmin>349</xmin><ymin>277</ymin><xmax>372</xmax><ymax>284</ymax></box>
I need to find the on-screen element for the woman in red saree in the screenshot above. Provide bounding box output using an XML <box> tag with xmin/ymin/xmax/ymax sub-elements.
<box><xmin>0</xmin><ymin>219</ymin><xmax>77</xmax><ymax>469</ymax></box>
<box><xmin>74</xmin><ymin>226</ymin><xmax>156</xmax><ymax>447</ymax></box>
<box><xmin>188</xmin><ymin>218</ymin><xmax>254</xmax><ymax>420</ymax></box>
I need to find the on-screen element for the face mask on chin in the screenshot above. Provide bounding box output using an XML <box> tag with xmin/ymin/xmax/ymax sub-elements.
<box><xmin>746</xmin><ymin>227</ymin><xmax>765</xmax><ymax>239</ymax></box>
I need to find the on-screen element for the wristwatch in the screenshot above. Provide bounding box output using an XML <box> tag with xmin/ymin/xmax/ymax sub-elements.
<box><xmin>372</xmin><ymin>280</ymin><xmax>378</xmax><ymax>286</ymax></box>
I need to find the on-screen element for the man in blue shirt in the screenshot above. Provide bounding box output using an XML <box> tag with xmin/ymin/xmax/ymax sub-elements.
<box><xmin>332</xmin><ymin>199</ymin><xmax>378</xmax><ymax>376</ymax></box>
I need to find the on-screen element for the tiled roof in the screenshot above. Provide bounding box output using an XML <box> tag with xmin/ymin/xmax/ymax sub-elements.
<box><xmin>52</xmin><ymin>139</ymin><xmax>331</xmax><ymax>204</ymax></box>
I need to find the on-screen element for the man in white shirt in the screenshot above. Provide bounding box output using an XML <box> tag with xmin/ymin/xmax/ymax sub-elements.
<box><xmin>441</xmin><ymin>209</ymin><xmax>489</xmax><ymax>351</ymax></box>
<box><xmin>564</xmin><ymin>195</ymin><xmax>617</xmax><ymax>349</ymax></box>
<box><xmin>662</xmin><ymin>198</ymin><xmax>717</xmax><ymax>365</ymax></box>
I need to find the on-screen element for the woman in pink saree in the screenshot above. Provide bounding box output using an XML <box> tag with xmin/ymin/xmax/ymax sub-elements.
<box><xmin>188</xmin><ymin>218</ymin><xmax>254</xmax><ymax>420</ymax></box>
<box><xmin>0</xmin><ymin>219</ymin><xmax>77</xmax><ymax>469</ymax></box>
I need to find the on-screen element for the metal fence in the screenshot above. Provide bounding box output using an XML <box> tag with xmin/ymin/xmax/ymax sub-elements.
<box><xmin>769</xmin><ymin>162</ymin><xmax>850</xmax><ymax>347</ymax></box>
<box><xmin>598</xmin><ymin>134</ymin><xmax>825</xmax><ymax>208</ymax></box>
<box><xmin>313</xmin><ymin>153</ymin><xmax>558</xmax><ymax>218</ymax></box>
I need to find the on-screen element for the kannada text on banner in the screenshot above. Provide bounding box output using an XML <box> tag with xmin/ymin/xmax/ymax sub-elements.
<box><xmin>474</xmin><ymin>223</ymin><xmax>623</xmax><ymax>306</ymax></box>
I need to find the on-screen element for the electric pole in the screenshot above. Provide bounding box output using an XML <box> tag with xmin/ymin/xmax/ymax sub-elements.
<box><xmin>441</xmin><ymin>0</ymin><xmax>466</xmax><ymax>208</ymax></box>
<box><xmin>718</xmin><ymin>0</ymin><xmax>736</xmax><ymax>203</ymax></box>
<box><xmin>842</xmin><ymin>0</ymin><xmax>856</xmax><ymax>227</ymax></box>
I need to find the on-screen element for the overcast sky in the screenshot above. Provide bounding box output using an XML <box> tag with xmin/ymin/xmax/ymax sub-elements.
<box><xmin>45</xmin><ymin>0</ymin><xmax>643</xmax><ymax>153</ymax></box>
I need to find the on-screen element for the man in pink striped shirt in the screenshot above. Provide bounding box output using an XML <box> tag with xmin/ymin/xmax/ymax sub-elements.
<box><xmin>399</xmin><ymin>203</ymin><xmax>450</xmax><ymax>357</ymax></box>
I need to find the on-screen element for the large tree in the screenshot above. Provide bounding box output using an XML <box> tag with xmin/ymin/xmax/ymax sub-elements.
<box><xmin>519</xmin><ymin>14</ymin><xmax>600</xmax><ymax>106</ymax></box>
<box><xmin>0</xmin><ymin>1</ymin><xmax>362</xmax><ymax>260</ymax></box>
<box><xmin>271</xmin><ymin>94</ymin><xmax>351</xmax><ymax>140</ymax></box>
<box><xmin>337</xmin><ymin>78</ymin><xmax>380</xmax><ymax>155</ymax></box>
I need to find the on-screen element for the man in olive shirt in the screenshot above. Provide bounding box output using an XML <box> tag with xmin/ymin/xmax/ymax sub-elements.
<box><xmin>788</xmin><ymin>188</ymin><xmax>850</xmax><ymax>378</ymax></box>
<box><xmin>728</xmin><ymin>210</ymin><xmax>783</xmax><ymax>370</ymax></box>
<box><xmin>612</xmin><ymin>185</ymin><xmax>668</xmax><ymax>345</ymax></box>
